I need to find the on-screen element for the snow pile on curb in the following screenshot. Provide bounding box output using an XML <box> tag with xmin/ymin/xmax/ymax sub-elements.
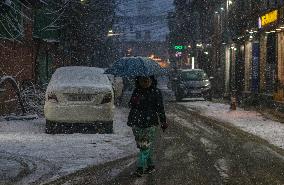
<box><xmin>179</xmin><ymin>100</ymin><xmax>284</xmax><ymax>150</ymax></box>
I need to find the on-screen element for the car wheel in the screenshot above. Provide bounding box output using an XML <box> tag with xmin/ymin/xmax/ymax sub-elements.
<box><xmin>204</xmin><ymin>92</ymin><xmax>212</xmax><ymax>101</ymax></box>
<box><xmin>204</xmin><ymin>96</ymin><xmax>212</xmax><ymax>101</ymax></box>
<box><xmin>101</xmin><ymin>121</ymin><xmax>113</xmax><ymax>134</ymax></box>
<box><xmin>83</xmin><ymin>122</ymin><xmax>113</xmax><ymax>134</ymax></box>
<box><xmin>175</xmin><ymin>91</ymin><xmax>183</xmax><ymax>102</ymax></box>
<box><xmin>45</xmin><ymin>120</ymin><xmax>57</xmax><ymax>134</ymax></box>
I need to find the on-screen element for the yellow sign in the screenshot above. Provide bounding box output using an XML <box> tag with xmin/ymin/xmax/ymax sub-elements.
<box><xmin>260</xmin><ymin>10</ymin><xmax>278</xmax><ymax>27</ymax></box>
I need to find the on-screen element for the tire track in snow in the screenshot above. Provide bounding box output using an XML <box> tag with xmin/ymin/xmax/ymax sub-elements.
<box><xmin>134</xmin><ymin>177</ymin><xmax>147</xmax><ymax>185</ymax></box>
<box><xmin>167</xmin><ymin>113</ymin><xmax>199</xmax><ymax>132</ymax></box>
<box><xmin>185</xmin><ymin>151</ymin><xmax>196</xmax><ymax>163</ymax></box>
<box><xmin>0</xmin><ymin>151</ymin><xmax>60</xmax><ymax>185</ymax></box>
<box><xmin>200</xmin><ymin>137</ymin><xmax>218</xmax><ymax>155</ymax></box>
<box><xmin>214</xmin><ymin>158</ymin><xmax>230</xmax><ymax>183</ymax></box>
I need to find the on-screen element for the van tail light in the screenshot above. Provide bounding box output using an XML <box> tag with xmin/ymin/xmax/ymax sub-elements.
<box><xmin>101</xmin><ymin>93</ymin><xmax>112</xmax><ymax>104</ymax></box>
<box><xmin>47</xmin><ymin>93</ymin><xmax>58</xmax><ymax>103</ymax></box>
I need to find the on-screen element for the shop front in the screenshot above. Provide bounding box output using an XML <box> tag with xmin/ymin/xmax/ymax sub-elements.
<box><xmin>276</xmin><ymin>27</ymin><xmax>284</xmax><ymax>100</ymax></box>
<box><xmin>242</xmin><ymin>38</ymin><xmax>260</xmax><ymax>93</ymax></box>
<box><xmin>235</xmin><ymin>18</ymin><xmax>261</xmax><ymax>97</ymax></box>
<box><xmin>244</xmin><ymin>41</ymin><xmax>253</xmax><ymax>92</ymax></box>
<box><xmin>223</xmin><ymin>44</ymin><xmax>238</xmax><ymax>97</ymax></box>
<box><xmin>235</xmin><ymin>44</ymin><xmax>245</xmax><ymax>96</ymax></box>
<box><xmin>258</xmin><ymin>7</ymin><xmax>284</xmax><ymax>101</ymax></box>
<box><xmin>224</xmin><ymin>45</ymin><xmax>231</xmax><ymax>96</ymax></box>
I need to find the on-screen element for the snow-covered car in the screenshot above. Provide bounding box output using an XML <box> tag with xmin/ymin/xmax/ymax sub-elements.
<box><xmin>106</xmin><ymin>74</ymin><xmax>123</xmax><ymax>100</ymax></box>
<box><xmin>44</xmin><ymin>66</ymin><xmax>114</xmax><ymax>134</ymax></box>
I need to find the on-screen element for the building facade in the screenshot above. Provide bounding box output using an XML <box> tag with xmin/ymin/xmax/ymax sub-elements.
<box><xmin>114</xmin><ymin>0</ymin><xmax>174</xmax><ymax>61</ymax></box>
<box><xmin>227</xmin><ymin>1</ymin><xmax>284</xmax><ymax>102</ymax></box>
<box><xmin>177</xmin><ymin>0</ymin><xmax>284</xmax><ymax>102</ymax></box>
<box><xmin>0</xmin><ymin>0</ymin><xmax>64</xmax><ymax>115</ymax></box>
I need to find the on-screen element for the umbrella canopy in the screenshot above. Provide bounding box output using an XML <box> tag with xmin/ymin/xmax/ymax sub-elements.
<box><xmin>104</xmin><ymin>57</ymin><xmax>168</xmax><ymax>77</ymax></box>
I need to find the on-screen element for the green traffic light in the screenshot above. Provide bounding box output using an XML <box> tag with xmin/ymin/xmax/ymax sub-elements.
<box><xmin>174</xmin><ymin>45</ymin><xmax>186</xmax><ymax>50</ymax></box>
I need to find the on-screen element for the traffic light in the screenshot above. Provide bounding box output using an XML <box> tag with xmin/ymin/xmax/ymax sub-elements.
<box><xmin>174</xmin><ymin>45</ymin><xmax>187</xmax><ymax>51</ymax></box>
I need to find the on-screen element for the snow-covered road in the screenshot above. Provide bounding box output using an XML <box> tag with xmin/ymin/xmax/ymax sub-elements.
<box><xmin>1</xmin><ymin>96</ymin><xmax>284</xmax><ymax>184</ymax></box>
<box><xmin>0</xmin><ymin>108</ymin><xmax>137</xmax><ymax>185</ymax></box>
<box><xmin>179</xmin><ymin>99</ymin><xmax>284</xmax><ymax>150</ymax></box>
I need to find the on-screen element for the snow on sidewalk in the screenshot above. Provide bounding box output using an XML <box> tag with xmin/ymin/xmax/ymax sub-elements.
<box><xmin>0</xmin><ymin>108</ymin><xmax>137</xmax><ymax>184</ymax></box>
<box><xmin>179</xmin><ymin>99</ymin><xmax>284</xmax><ymax>150</ymax></box>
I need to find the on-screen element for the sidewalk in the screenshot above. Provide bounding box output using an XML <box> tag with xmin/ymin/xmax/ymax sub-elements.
<box><xmin>178</xmin><ymin>99</ymin><xmax>284</xmax><ymax>150</ymax></box>
<box><xmin>238</xmin><ymin>93</ymin><xmax>284</xmax><ymax>123</ymax></box>
<box><xmin>211</xmin><ymin>97</ymin><xmax>284</xmax><ymax>123</ymax></box>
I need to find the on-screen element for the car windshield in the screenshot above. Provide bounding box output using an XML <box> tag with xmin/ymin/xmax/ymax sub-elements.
<box><xmin>180</xmin><ymin>71</ymin><xmax>208</xmax><ymax>81</ymax></box>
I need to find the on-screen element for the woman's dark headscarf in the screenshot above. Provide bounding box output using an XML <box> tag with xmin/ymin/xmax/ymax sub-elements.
<box><xmin>135</xmin><ymin>76</ymin><xmax>157</xmax><ymax>89</ymax></box>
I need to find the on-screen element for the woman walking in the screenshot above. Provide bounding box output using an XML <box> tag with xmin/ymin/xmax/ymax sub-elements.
<box><xmin>127</xmin><ymin>76</ymin><xmax>168</xmax><ymax>177</ymax></box>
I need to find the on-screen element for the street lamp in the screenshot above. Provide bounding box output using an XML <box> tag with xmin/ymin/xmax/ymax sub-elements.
<box><xmin>80</xmin><ymin>0</ymin><xmax>89</xmax><ymax>4</ymax></box>
<box><xmin>228</xmin><ymin>0</ymin><xmax>233</xmax><ymax>5</ymax></box>
<box><xmin>196</xmin><ymin>43</ymin><xmax>203</xmax><ymax>48</ymax></box>
<box><xmin>107</xmin><ymin>30</ymin><xmax>120</xmax><ymax>37</ymax></box>
<box><xmin>227</xmin><ymin>0</ymin><xmax>233</xmax><ymax>7</ymax></box>
<box><xmin>226</xmin><ymin>0</ymin><xmax>233</xmax><ymax>10</ymax></box>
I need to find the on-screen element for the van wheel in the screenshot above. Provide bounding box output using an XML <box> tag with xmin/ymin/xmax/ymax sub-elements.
<box><xmin>45</xmin><ymin>120</ymin><xmax>57</xmax><ymax>134</ymax></box>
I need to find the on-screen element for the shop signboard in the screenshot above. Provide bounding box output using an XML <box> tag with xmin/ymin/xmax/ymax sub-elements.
<box><xmin>252</xmin><ymin>42</ymin><xmax>260</xmax><ymax>93</ymax></box>
<box><xmin>259</xmin><ymin>10</ymin><xmax>278</xmax><ymax>28</ymax></box>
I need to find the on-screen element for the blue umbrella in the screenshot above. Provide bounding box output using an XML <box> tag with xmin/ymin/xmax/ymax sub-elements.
<box><xmin>104</xmin><ymin>57</ymin><xmax>168</xmax><ymax>77</ymax></box>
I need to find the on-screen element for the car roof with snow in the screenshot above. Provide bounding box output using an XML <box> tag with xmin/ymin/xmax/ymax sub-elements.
<box><xmin>48</xmin><ymin>66</ymin><xmax>111</xmax><ymax>87</ymax></box>
<box><xmin>54</xmin><ymin>66</ymin><xmax>105</xmax><ymax>74</ymax></box>
<box><xmin>179</xmin><ymin>69</ymin><xmax>204</xmax><ymax>72</ymax></box>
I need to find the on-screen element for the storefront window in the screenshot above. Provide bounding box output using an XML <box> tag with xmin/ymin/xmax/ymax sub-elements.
<box><xmin>260</xmin><ymin>34</ymin><xmax>268</xmax><ymax>92</ymax></box>
<box><xmin>245</xmin><ymin>41</ymin><xmax>252</xmax><ymax>92</ymax></box>
<box><xmin>277</xmin><ymin>32</ymin><xmax>284</xmax><ymax>84</ymax></box>
<box><xmin>269</xmin><ymin>0</ymin><xmax>276</xmax><ymax>7</ymax></box>
<box><xmin>261</xmin><ymin>0</ymin><xmax>268</xmax><ymax>10</ymax></box>
<box><xmin>266</xmin><ymin>33</ymin><xmax>277</xmax><ymax>94</ymax></box>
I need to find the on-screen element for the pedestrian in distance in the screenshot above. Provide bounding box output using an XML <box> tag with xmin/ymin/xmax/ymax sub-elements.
<box><xmin>127</xmin><ymin>76</ymin><xmax>168</xmax><ymax>177</ymax></box>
